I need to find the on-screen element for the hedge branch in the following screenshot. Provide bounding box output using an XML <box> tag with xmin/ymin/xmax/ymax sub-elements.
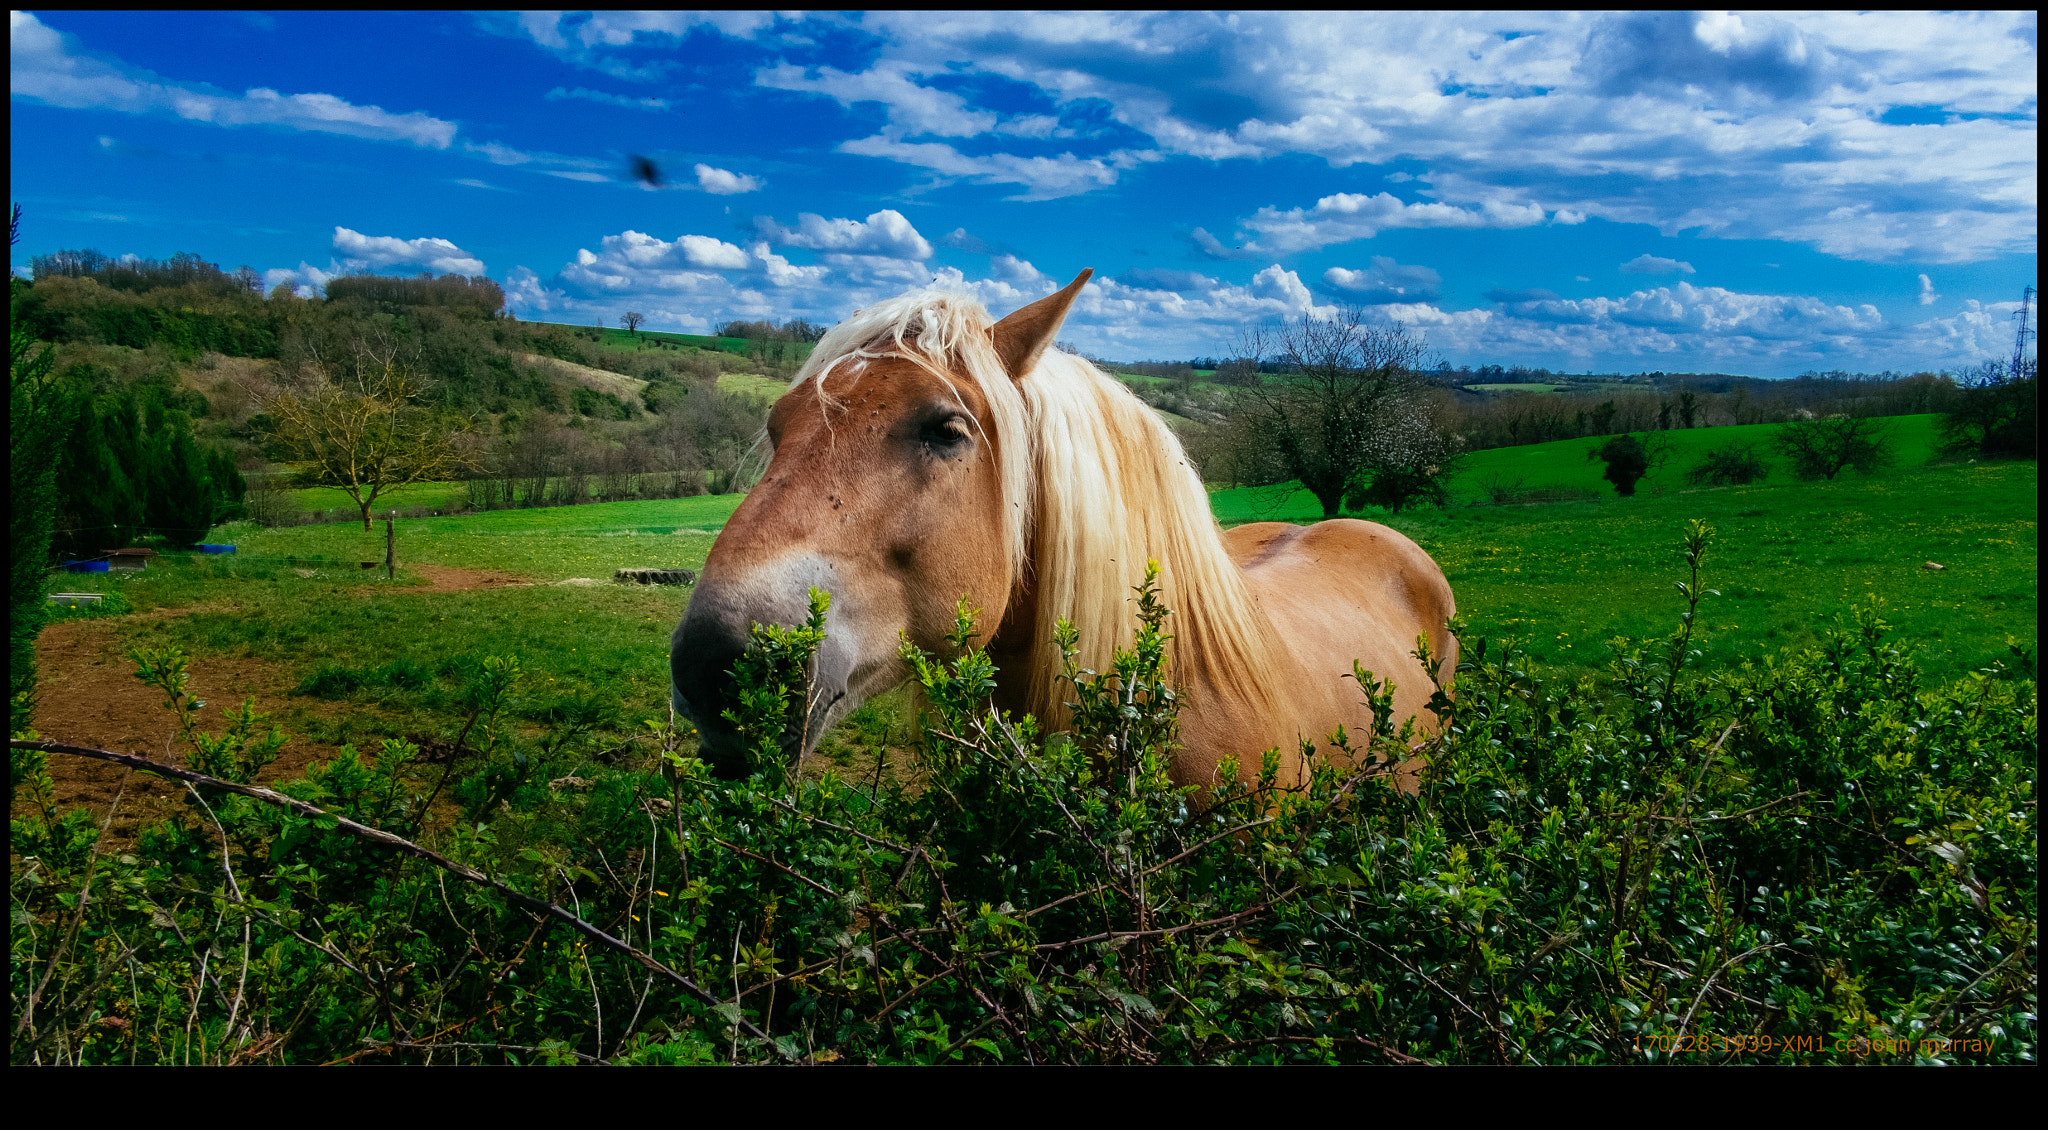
<box><xmin>10</xmin><ymin>738</ymin><xmax>787</xmax><ymax>1058</ymax></box>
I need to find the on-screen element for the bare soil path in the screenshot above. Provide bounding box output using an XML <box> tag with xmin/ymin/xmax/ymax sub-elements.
<box><xmin>21</xmin><ymin>565</ymin><xmax>532</xmax><ymax>846</ymax></box>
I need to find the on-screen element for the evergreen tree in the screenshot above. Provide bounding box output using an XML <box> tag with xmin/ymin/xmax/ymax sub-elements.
<box><xmin>11</xmin><ymin>205</ymin><xmax>61</xmax><ymax>726</ymax></box>
<box><xmin>143</xmin><ymin>409</ymin><xmax>217</xmax><ymax>546</ymax></box>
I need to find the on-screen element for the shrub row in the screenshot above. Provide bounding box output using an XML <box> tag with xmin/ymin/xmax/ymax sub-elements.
<box><xmin>9</xmin><ymin>528</ymin><xmax>2036</xmax><ymax>1063</ymax></box>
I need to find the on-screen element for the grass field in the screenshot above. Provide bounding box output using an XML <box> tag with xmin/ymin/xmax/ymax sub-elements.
<box><xmin>55</xmin><ymin>414</ymin><xmax>2033</xmax><ymax>756</ymax></box>
<box><xmin>1213</xmin><ymin>415</ymin><xmax>2032</xmax><ymax>682</ymax></box>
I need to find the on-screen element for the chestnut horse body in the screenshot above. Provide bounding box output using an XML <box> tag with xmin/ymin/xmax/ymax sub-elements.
<box><xmin>670</xmin><ymin>271</ymin><xmax>1456</xmax><ymax>789</ymax></box>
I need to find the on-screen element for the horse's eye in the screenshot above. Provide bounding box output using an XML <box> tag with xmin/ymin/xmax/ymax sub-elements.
<box><xmin>921</xmin><ymin>416</ymin><xmax>972</xmax><ymax>449</ymax></box>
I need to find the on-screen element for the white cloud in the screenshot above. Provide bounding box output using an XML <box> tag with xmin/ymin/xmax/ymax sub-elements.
<box><xmin>10</xmin><ymin>11</ymin><xmax>456</xmax><ymax>148</ymax></box>
<box><xmin>1917</xmin><ymin>273</ymin><xmax>1941</xmax><ymax>306</ymax></box>
<box><xmin>1229</xmin><ymin>192</ymin><xmax>1551</xmax><ymax>256</ymax></box>
<box><xmin>757</xmin><ymin>61</ymin><xmax>997</xmax><ymax>138</ymax></box>
<box><xmin>263</xmin><ymin>260</ymin><xmax>338</xmax><ymax>298</ymax></box>
<box><xmin>1322</xmin><ymin>256</ymin><xmax>1443</xmax><ymax>302</ymax></box>
<box><xmin>837</xmin><ymin>11</ymin><xmax>2034</xmax><ymax>263</ymax></box>
<box><xmin>694</xmin><ymin>164</ymin><xmax>762</xmax><ymax>195</ymax></box>
<box><xmin>750</xmin><ymin>210</ymin><xmax>935</xmax><ymax>260</ymax></box>
<box><xmin>837</xmin><ymin>136</ymin><xmax>1154</xmax><ymax>201</ymax></box>
<box><xmin>332</xmin><ymin>227</ymin><xmax>485</xmax><ymax>275</ymax></box>
<box><xmin>1620</xmin><ymin>254</ymin><xmax>1696</xmax><ymax>275</ymax></box>
<box><xmin>544</xmin><ymin>86</ymin><xmax>670</xmax><ymax>111</ymax></box>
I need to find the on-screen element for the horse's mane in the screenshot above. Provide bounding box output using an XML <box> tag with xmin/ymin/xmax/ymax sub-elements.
<box><xmin>792</xmin><ymin>288</ymin><xmax>1280</xmax><ymax>727</ymax></box>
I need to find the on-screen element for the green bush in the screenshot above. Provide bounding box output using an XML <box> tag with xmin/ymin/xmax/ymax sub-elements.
<box><xmin>1686</xmin><ymin>442</ymin><xmax>1770</xmax><ymax>486</ymax></box>
<box><xmin>1592</xmin><ymin>434</ymin><xmax>1652</xmax><ymax>496</ymax></box>
<box><xmin>9</xmin><ymin>528</ymin><xmax>2037</xmax><ymax>1064</ymax></box>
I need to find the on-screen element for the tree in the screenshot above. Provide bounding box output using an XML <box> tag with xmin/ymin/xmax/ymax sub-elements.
<box><xmin>11</xmin><ymin>203</ymin><xmax>61</xmax><ymax>722</ymax></box>
<box><xmin>1685</xmin><ymin>442</ymin><xmax>1770</xmax><ymax>486</ymax></box>
<box><xmin>263</xmin><ymin>337</ymin><xmax>478</xmax><ymax>529</ymax></box>
<box><xmin>1592</xmin><ymin>434</ymin><xmax>1652</xmax><ymax>496</ymax></box>
<box><xmin>1341</xmin><ymin>404</ymin><xmax>1464</xmax><ymax>514</ymax></box>
<box><xmin>1939</xmin><ymin>335</ymin><xmax>2035</xmax><ymax>459</ymax></box>
<box><xmin>1226</xmin><ymin>309</ymin><xmax>1450</xmax><ymax>520</ymax></box>
<box><xmin>1773</xmin><ymin>414</ymin><xmax>1895</xmax><ymax>480</ymax></box>
<box><xmin>620</xmin><ymin>311</ymin><xmax>645</xmax><ymax>337</ymax></box>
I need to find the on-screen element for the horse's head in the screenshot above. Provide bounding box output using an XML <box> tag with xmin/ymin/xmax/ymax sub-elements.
<box><xmin>671</xmin><ymin>270</ymin><xmax>1091</xmax><ymax>776</ymax></box>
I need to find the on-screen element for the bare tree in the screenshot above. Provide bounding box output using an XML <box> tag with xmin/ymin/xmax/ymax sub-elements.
<box><xmin>1774</xmin><ymin>414</ymin><xmax>1895</xmax><ymax>480</ymax></box>
<box><xmin>620</xmin><ymin>311</ymin><xmax>645</xmax><ymax>337</ymax></box>
<box><xmin>1225</xmin><ymin>310</ymin><xmax>1453</xmax><ymax>519</ymax></box>
<box><xmin>263</xmin><ymin>337</ymin><xmax>479</xmax><ymax>528</ymax></box>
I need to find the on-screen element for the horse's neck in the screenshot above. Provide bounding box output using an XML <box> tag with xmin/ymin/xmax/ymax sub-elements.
<box><xmin>984</xmin><ymin>575</ymin><xmax>1042</xmax><ymax>710</ymax></box>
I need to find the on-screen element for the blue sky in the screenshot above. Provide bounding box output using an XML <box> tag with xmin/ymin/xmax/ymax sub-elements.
<box><xmin>9</xmin><ymin>10</ymin><xmax>2037</xmax><ymax>377</ymax></box>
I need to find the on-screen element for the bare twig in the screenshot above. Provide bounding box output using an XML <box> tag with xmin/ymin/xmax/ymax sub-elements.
<box><xmin>1672</xmin><ymin>943</ymin><xmax>1785</xmax><ymax>1051</ymax></box>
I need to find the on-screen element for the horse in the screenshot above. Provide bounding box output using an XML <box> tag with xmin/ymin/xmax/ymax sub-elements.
<box><xmin>669</xmin><ymin>269</ymin><xmax>1458</xmax><ymax>792</ymax></box>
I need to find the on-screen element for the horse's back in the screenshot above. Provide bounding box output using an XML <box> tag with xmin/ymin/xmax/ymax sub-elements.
<box><xmin>1223</xmin><ymin>519</ymin><xmax>1456</xmax><ymax>738</ymax></box>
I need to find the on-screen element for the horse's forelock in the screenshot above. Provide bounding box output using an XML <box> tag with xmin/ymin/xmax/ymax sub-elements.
<box><xmin>793</xmin><ymin>289</ymin><xmax>1035</xmax><ymax>592</ymax></box>
<box><xmin>792</xmin><ymin>287</ymin><xmax>1278</xmax><ymax>728</ymax></box>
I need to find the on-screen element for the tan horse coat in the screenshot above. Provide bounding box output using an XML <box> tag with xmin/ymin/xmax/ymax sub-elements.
<box><xmin>670</xmin><ymin>271</ymin><xmax>1456</xmax><ymax>791</ymax></box>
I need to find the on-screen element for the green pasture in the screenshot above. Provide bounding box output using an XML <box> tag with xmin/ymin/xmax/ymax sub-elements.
<box><xmin>525</xmin><ymin>319</ymin><xmax>754</xmax><ymax>357</ymax></box>
<box><xmin>54</xmin><ymin>414</ymin><xmax>2032</xmax><ymax>754</ymax></box>
<box><xmin>716</xmin><ymin>372</ymin><xmax>793</xmax><ymax>400</ymax></box>
<box><xmin>288</xmin><ymin>480</ymin><xmax>472</xmax><ymax>514</ymax></box>
<box><xmin>1464</xmin><ymin>382</ymin><xmax>1561</xmax><ymax>393</ymax></box>
<box><xmin>1213</xmin><ymin>415</ymin><xmax>2031</xmax><ymax>682</ymax></box>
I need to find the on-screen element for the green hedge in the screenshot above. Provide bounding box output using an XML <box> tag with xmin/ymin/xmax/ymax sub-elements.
<box><xmin>9</xmin><ymin>526</ymin><xmax>2035</xmax><ymax>1064</ymax></box>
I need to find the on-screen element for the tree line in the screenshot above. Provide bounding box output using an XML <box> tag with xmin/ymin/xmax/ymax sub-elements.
<box><xmin>12</xmin><ymin>238</ymin><xmax>785</xmax><ymax>532</ymax></box>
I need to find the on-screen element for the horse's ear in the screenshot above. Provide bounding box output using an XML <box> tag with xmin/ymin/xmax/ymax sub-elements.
<box><xmin>992</xmin><ymin>268</ymin><xmax>1092</xmax><ymax>381</ymax></box>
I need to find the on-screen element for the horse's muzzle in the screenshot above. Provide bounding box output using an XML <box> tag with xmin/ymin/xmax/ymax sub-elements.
<box><xmin>669</xmin><ymin>558</ymin><xmax>854</xmax><ymax>780</ymax></box>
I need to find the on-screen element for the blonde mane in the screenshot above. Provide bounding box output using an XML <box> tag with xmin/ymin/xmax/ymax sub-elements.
<box><xmin>792</xmin><ymin>288</ymin><xmax>1280</xmax><ymax>727</ymax></box>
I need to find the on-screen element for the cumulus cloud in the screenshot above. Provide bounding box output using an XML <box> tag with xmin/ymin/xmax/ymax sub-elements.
<box><xmin>333</xmin><ymin>227</ymin><xmax>485</xmax><ymax>275</ymax></box>
<box><xmin>1620</xmin><ymin>254</ymin><xmax>1696</xmax><ymax>275</ymax></box>
<box><xmin>694</xmin><ymin>164</ymin><xmax>762</xmax><ymax>195</ymax></box>
<box><xmin>1322</xmin><ymin>256</ymin><xmax>1443</xmax><ymax>303</ymax></box>
<box><xmin>1234</xmin><ymin>192</ymin><xmax>1551</xmax><ymax>256</ymax></box>
<box><xmin>1581</xmin><ymin>11</ymin><xmax>1833</xmax><ymax>102</ymax></box>
<box><xmin>750</xmin><ymin>210</ymin><xmax>935</xmax><ymax>260</ymax></box>
<box><xmin>500</xmin><ymin>214</ymin><xmax>2017</xmax><ymax>376</ymax></box>
<box><xmin>818</xmin><ymin>11</ymin><xmax>2034</xmax><ymax>263</ymax></box>
<box><xmin>263</xmin><ymin>260</ymin><xmax>338</xmax><ymax>298</ymax></box>
<box><xmin>1917</xmin><ymin>274</ymin><xmax>1941</xmax><ymax>306</ymax></box>
<box><xmin>11</xmin><ymin>11</ymin><xmax>456</xmax><ymax>148</ymax></box>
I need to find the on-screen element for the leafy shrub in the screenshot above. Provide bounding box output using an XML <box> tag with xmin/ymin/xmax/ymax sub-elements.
<box><xmin>1775</xmin><ymin>414</ymin><xmax>1895</xmax><ymax>480</ymax></box>
<box><xmin>10</xmin><ymin>529</ymin><xmax>2037</xmax><ymax>1064</ymax></box>
<box><xmin>1939</xmin><ymin>361</ymin><xmax>2036</xmax><ymax>458</ymax></box>
<box><xmin>1686</xmin><ymin>442</ymin><xmax>1771</xmax><ymax>486</ymax></box>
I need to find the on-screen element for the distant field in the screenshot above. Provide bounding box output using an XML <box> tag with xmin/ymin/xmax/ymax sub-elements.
<box><xmin>1465</xmin><ymin>382</ymin><xmax>1560</xmax><ymax>393</ymax></box>
<box><xmin>60</xmin><ymin>414</ymin><xmax>2029</xmax><ymax>761</ymax></box>
<box><xmin>237</xmin><ymin>495</ymin><xmax>746</xmax><ymax>577</ymax></box>
<box><xmin>1211</xmin><ymin>415</ymin><xmax>2031</xmax><ymax>683</ymax></box>
<box><xmin>525</xmin><ymin>320</ymin><xmax>753</xmax><ymax>357</ymax></box>
<box><xmin>289</xmin><ymin>481</ymin><xmax>471</xmax><ymax>515</ymax></box>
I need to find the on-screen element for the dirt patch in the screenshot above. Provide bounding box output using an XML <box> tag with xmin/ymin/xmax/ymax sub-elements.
<box><xmin>405</xmin><ymin>565</ymin><xmax>530</xmax><ymax>592</ymax></box>
<box><xmin>24</xmin><ymin>618</ymin><xmax>350</xmax><ymax>849</ymax></box>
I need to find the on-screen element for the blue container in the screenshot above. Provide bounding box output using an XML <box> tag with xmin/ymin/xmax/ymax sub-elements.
<box><xmin>197</xmin><ymin>544</ymin><xmax>237</xmax><ymax>554</ymax></box>
<box><xmin>63</xmin><ymin>560</ymin><xmax>110</xmax><ymax>573</ymax></box>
